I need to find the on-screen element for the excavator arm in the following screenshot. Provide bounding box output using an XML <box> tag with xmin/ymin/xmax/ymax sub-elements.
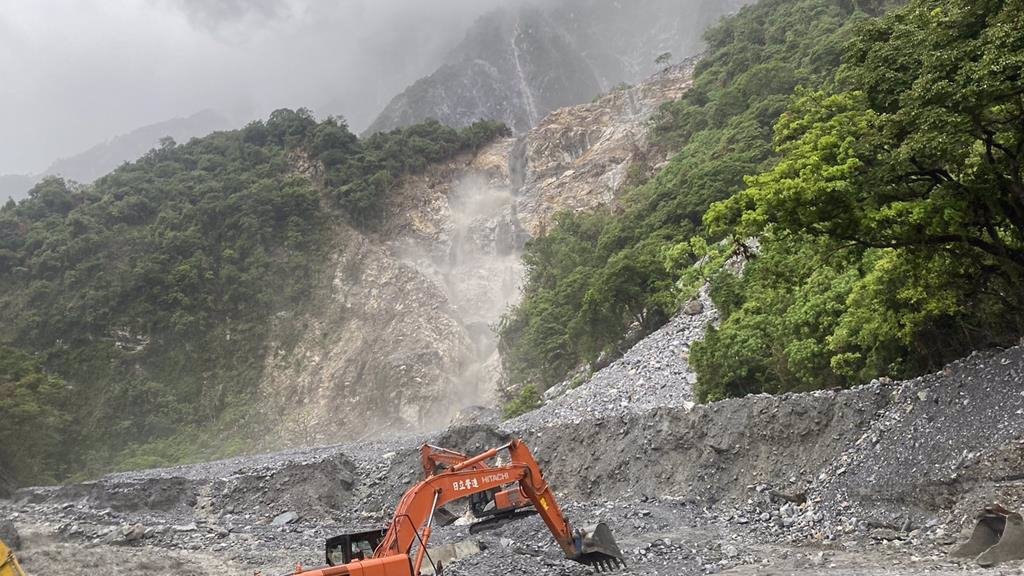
<box><xmin>419</xmin><ymin>445</ymin><xmax>472</xmax><ymax>477</ymax></box>
<box><xmin>295</xmin><ymin>439</ymin><xmax>623</xmax><ymax>576</ymax></box>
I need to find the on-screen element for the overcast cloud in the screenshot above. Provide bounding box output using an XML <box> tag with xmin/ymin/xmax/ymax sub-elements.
<box><xmin>0</xmin><ymin>0</ymin><xmax>509</xmax><ymax>174</ymax></box>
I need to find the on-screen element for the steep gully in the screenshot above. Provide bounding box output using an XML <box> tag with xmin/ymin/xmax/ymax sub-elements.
<box><xmin>254</xmin><ymin>62</ymin><xmax>697</xmax><ymax>448</ymax></box>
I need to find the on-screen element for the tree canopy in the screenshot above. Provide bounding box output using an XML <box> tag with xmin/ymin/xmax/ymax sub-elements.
<box><xmin>695</xmin><ymin>0</ymin><xmax>1024</xmax><ymax>399</ymax></box>
<box><xmin>501</xmin><ymin>0</ymin><xmax>1023</xmax><ymax>408</ymax></box>
<box><xmin>499</xmin><ymin>0</ymin><xmax>892</xmax><ymax>394</ymax></box>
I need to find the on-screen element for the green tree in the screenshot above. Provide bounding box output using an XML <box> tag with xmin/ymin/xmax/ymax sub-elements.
<box><xmin>0</xmin><ymin>347</ymin><xmax>68</xmax><ymax>484</ymax></box>
<box><xmin>0</xmin><ymin>110</ymin><xmax>510</xmax><ymax>481</ymax></box>
<box><xmin>695</xmin><ymin>0</ymin><xmax>1024</xmax><ymax>399</ymax></box>
<box><xmin>499</xmin><ymin>0</ymin><xmax>887</xmax><ymax>396</ymax></box>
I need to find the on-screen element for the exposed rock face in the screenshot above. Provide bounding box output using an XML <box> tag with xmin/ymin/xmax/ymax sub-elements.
<box><xmin>365</xmin><ymin>0</ymin><xmax>749</xmax><ymax>136</ymax></box>
<box><xmin>515</xmin><ymin>61</ymin><xmax>697</xmax><ymax>235</ymax></box>
<box><xmin>366</xmin><ymin>5</ymin><xmax>599</xmax><ymax>136</ymax></box>
<box><xmin>384</xmin><ymin>139</ymin><xmax>526</xmax><ymax>403</ymax></box>
<box><xmin>258</xmin><ymin>224</ymin><xmax>477</xmax><ymax>445</ymax></box>
<box><xmin>258</xmin><ymin>61</ymin><xmax>696</xmax><ymax>446</ymax></box>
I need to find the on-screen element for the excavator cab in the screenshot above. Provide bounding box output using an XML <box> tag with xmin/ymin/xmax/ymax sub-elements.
<box><xmin>469</xmin><ymin>487</ymin><xmax>528</xmax><ymax>517</ymax></box>
<box><xmin>325</xmin><ymin>527</ymin><xmax>387</xmax><ymax>566</ymax></box>
<box><xmin>422</xmin><ymin>444</ymin><xmax>536</xmax><ymax>534</ymax></box>
<box><xmin>466</xmin><ymin>488</ymin><xmax>537</xmax><ymax>534</ymax></box>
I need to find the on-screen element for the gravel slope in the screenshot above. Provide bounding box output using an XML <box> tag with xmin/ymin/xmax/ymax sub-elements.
<box><xmin>509</xmin><ymin>287</ymin><xmax>715</xmax><ymax>429</ymax></box>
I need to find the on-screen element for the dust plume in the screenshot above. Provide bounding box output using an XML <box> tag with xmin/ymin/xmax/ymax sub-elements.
<box><xmin>394</xmin><ymin>163</ymin><xmax>527</xmax><ymax>419</ymax></box>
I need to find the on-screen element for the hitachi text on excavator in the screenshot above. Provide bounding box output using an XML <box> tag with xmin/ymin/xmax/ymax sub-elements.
<box><xmin>418</xmin><ymin>443</ymin><xmax>536</xmax><ymax>532</ymax></box>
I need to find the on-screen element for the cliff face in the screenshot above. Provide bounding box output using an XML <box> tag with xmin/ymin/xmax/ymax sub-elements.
<box><xmin>515</xmin><ymin>61</ymin><xmax>696</xmax><ymax>235</ymax></box>
<box><xmin>365</xmin><ymin>6</ymin><xmax>600</xmax><ymax>136</ymax></box>
<box><xmin>257</xmin><ymin>221</ymin><xmax>476</xmax><ymax>444</ymax></box>
<box><xmin>258</xmin><ymin>64</ymin><xmax>696</xmax><ymax>446</ymax></box>
<box><xmin>364</xmin><ymin>0</ymin><xmax>749</xmax><ymax>136</ymax></box>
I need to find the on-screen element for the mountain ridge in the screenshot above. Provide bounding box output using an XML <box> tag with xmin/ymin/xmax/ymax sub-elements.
<box><xmin>1</xmin><ymin>110</ymin><xmax>232</xmax><ymax>202</ymax></box>
<box><xmin>364</xmin><ymin>0</ymin><xmax>749</xmax><ymax>136</ymax></box>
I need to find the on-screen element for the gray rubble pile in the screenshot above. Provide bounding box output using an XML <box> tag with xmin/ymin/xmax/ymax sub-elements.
<box><xmin>4</xmin><ymin>326</ymin><xmax>1024</xmax><ymax>574</ymax></box>
<box><xmin>508</xmin><ymin>287</ymin><xmax>716</xmax><ymax>430</ymax></box>
<box><xmin>19</xmin><ymin>443</ymin><xmax>365</xmax><ymax>520</ymax></box>
<box><xmin>702</xmin><ymin>346</ymin><xmax>1024</xmax><ymax>549</ymax></box>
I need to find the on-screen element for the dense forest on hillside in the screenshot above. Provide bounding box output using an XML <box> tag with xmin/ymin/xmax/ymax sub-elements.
<box><xmin>0</xmin><ymin>112</ymin><xmax>506</xmax><ymax>484</ymax></box>
<box><xmin>500</xmin><ymin>0</ymin><xmax>1023</xmax><ymax>408</ymax></box>
<box><xmin>694</xmin><ymin>0</ymin><xmax>1024</xmax><ymax>399</ymax></box>
<box><xmin>499</xmin><ymin>0</ymin><xmax>896</xmax><ymax>397</ymax></box>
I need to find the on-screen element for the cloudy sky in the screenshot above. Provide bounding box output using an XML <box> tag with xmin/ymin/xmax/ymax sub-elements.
<box><xmin>0</xmin><ymin>0</ymin><xmax>508</xmax><ymax>175</ymax></box>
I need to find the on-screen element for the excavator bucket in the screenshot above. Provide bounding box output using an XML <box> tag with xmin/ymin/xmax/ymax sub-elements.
<box><xmin>574</xmin><ymin>523</ymin><xmax>626</xmax><ymax>572</ymax></box>
<box><xmin>950</xmin><ymin>512</ymin><xmax>1005</xmax><ymax>558</ymax></box>
<box><xmin>950</xmin><ymin>504</ymin><xmax>1024</xmax><ymax>567</ymax></box>
<box><xmin>977</xmin><ymin>512</ymin><xmax>1024</xmax><ymax>567</ymax></box>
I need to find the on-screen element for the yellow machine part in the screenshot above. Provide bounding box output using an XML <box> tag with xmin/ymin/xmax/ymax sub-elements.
<box><xmin>0</xmin><ymin>539</ymin><xmax>27</xmax><ymax>576</ymax></box>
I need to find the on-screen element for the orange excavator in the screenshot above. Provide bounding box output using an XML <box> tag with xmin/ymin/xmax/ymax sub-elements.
<box><xmin>296</xmin><ymin>438</ymin><xmax>624</xmax><ymax>575</ymax></box>
<box><xmin>419</xmin><ymin>444</ymin><xmax>535</xmax><ymax>532</ymax></box>
<box><xmin>1</xmin><ymin>538</ymin><xmax>27</xmax><ymax>576</ymax></box>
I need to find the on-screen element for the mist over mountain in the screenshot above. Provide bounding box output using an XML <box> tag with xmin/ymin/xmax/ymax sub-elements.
<box><xmin>0</xmin><ymin>110</ymin><xmax>232</xmax><ymax>202</ymax></box>
<box><xmin>366</xmin><ymin>0</ymin><xmax>751</xmax><ymax>135</ymax></box>
<box><xmin>44</xmin><ymin>110</ymin><xmax>233</xmax><ymax>184</ymax></box>
<box><xmin>0</xmin><ymin>0</ymin><xmax>513</xmax><ymax>176</ymax></box>
<box><xmin>0</xmin><ymin>175</ymin><xmax>36</xmax><ymax>204</ymax></box>
<box><xmin>3</xmin><ymin>2</ymin><xmax>1024</xmax><ymax>576</ymax></box>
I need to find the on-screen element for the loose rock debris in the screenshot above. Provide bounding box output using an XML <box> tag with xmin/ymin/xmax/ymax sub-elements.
<box><xmin>3</xmin><ymin>326</ymin><xmax>1024</xmax><ymax>574</ymax></box>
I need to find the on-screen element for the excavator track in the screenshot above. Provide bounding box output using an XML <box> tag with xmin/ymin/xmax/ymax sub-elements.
<box><xmin>468</xmin><ymin>509</ymin><xmax>539</xmax><ymax>534</ymax></box>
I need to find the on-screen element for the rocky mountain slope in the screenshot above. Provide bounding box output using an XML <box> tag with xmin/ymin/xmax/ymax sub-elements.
<box><xmin>256</xmin><ymin>63</ymin><xmax>697</xmax><ymax>446</ymax></box>
<box><xmin>364</xmin><ymin>0</ymin><xmax>748</xmax><ymax>135</ymax></box>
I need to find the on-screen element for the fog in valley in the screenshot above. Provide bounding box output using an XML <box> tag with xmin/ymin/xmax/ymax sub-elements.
<box><xmin>0</xmin><ymin>0</ymin><xmax>513</xmax><ymax>175</ymax></box>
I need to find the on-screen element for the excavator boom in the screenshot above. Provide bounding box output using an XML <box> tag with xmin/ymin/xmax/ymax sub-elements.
<box><xmin>419</xmin><ymin>445</ymin><xmax>473</xmax><ymax>476</ymax></box>
<box><xmin>296</xmin><ymin>439</ymin><xmax>623</xmax><ymax>576</ymax></box>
